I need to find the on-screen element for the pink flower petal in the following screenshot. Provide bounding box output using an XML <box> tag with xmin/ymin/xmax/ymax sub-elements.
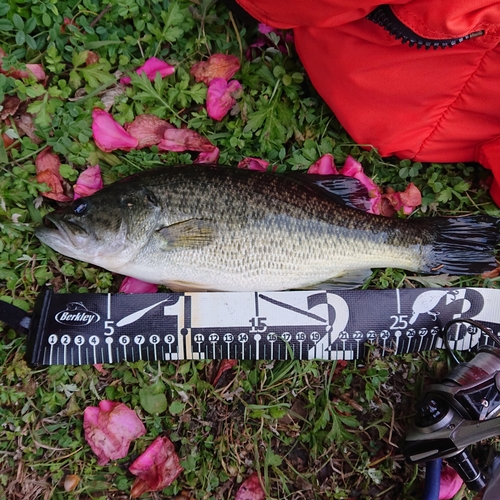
<box><xmin>206</xmin><ymin>78</ymin><xmax>242</xmax><ymax>121</ymax></box>
<box><xmin>235</xmin><ymin>472</ymin><xmax>265</xmax><ymax>500</ymax></box>
<box><xmin>341</xmin><ymin>156</ymin><xmax>379</xmax><ymax>197</ymax></box>
<box><xmin>0</xmin><ymin>48</ymin><xmax>46</xmax><ymax>82</ymax></box>
<box><xmin>257</xmin><ymin>23</ymin><xmax>274</xmax><ymax>35</ymax></box>
<box><xmin>378</xmin><ymin>192</ymin><xmax>400</xmax><ymax>217</ymax></box>
<box><xmin>35</xmin><ymin>147</ymin><xmax>72</xmax><ymax>202</ymax></box>
<box><xmin>124</xmin><ymin>114</ymin><xmax>175</xmax><ymax>149</ymax></box>
<box><xmin>36</xmin><ymin>170</ymin><xmax>73</xmax><ymax>202</ymax></box>
<box><xmin>307</xmin><ymin>154</ymin><xmax>339</xmax><ymax>175</ymax></box>
<box><xmin>83</xmin><ymin>401</ymin><xmax>146</xmax><ymax>466</ymax></box>
<box><xmin>119</xmin><ymin>277</ymin><xmax>158</xmax><ymax>294</ymax></box>
<box><xmin>137</xmin><ymin>57</ymin><xmax>175</xmax><ymax>80</ymax></box>
<box><xmin>121</xmin><ymin>58</ymin><xmax>175</xmax><ymax>85</ymax></box>
<box><xmin>238</xmin><ymin>157</ymin><xmax>269</xmax><ymax>172</ymax></box>
<box><xmin>85</xmin><ymin>51</ymin><xmax>100</xmax><ymax>65</ymax></box>
<box><xmin>439</xmin><ymin>465</ymin><xmax>463</xmax><ymax>500</ymax></box>
<box><xmin>284</xmin><ymin>31</ymin><xmax>295</xmax><ymax>44</ymax></box>
<box><xmin>190</xmin><ymin>54</ymin><xmax>240</xmax><ymax>85</ymax></box>
<box><xmin>256</xmin><ymin>24</ymin><xmax>294</xmax><ymax>44</ymax></box>
<box><xmin>129</xmin><ymin>436</ymin><xmax>183</xmax><ymax>498</ymax></box>
<box><xmin>379</xmin><ymin>183</ymin><xmax>422</xmax><ymax>217</ymax></box>
<box><xmin>399</xmin><ymin>182</ymin><xmax>422</xmax><ymax>214</ymax></box>
<box><xmin>92</xmin><ymin>109</ymin><xmax>138</xmax><ymax>152</ymax></box>
<box><xmin>246</xmin><ymin>27</ymin><xmax>294</xmax><ymax>59</ymax></box>
<box><xmin>93</xmin><ymin>363</ymin><xmax>109</xmax><ymax>375</ymax></box>
<box><xmin>194</xmin><ymin>147</ymin><xmax>220</xmax><ymax>164</ymax></box>
<box><xmin>340</xmin><ymin>156</ymin><xmax>381</xmax><ymax>214</ymax></box>
<box><xmin>25</xmin><ymin>64</ymin><xmax>46</xmax><ymax>82</ymax></box>
<box><xmin>158</xmin><ymin>128</ymin><xmax>215</xmax><ymax>152</ymax></box>
<box><xmin>36</xmin><ymin>146</ymin><xmax>60</xmax><ymax>176</ymax></box>
<box><xmin>73</xmin><ymin>165</ymin><xmax>103</xmax><ymax>199</ymax></box>
<box><xmin>367</xmin><ymin>198</ymin><xmax>382</xmax><ymax>215</ymax></box>
<box><xmin>212</xmin><ymin>359</ymin><xmax>237</xmax><ymax>387</ymax></box>
<box><xmin>61</xmin><ymin>17</ymin><xmax>78</xmax><ymax>33</ymax></box>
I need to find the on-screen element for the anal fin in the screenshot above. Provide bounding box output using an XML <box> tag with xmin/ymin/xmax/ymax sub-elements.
<box><xmin>301</xmin><ymin>269</ymin><xmax>373</xmax><ymax>290</ymax></box>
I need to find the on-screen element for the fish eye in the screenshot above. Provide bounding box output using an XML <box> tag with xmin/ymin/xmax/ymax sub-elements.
<box><xmin>72</xmin><ymin>199</ymin><xmax>88</xmax><ymax>215</ymax></box>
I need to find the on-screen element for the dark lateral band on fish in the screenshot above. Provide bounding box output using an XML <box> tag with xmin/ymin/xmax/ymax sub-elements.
<box><xmin>34</xmin><ymin>164</ymin><xmax>500</xmax><ymax>292</ymax></box>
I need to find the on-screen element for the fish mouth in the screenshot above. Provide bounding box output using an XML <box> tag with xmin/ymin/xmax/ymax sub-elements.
<box><xmin>44</xmin><ymin>214</ymin><xmax>88</xmax><ymax>236</ymax></box>
<box><xmin>35</xmin><ymin>214</ymin><xmax>89</xmax><ymax>252</ymax></box>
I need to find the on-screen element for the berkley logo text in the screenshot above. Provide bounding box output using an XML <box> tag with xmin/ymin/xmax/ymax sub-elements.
<box><xmin>55</xmin><ymin>302</ymin><xmax>100</xmax><ymax>326</ymax></box>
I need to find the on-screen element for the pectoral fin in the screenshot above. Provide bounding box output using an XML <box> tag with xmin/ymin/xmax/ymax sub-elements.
<box><xmin>158</xmin><ymin>219</ymin><xmax>216</xmax><ymax>249</ymax></box>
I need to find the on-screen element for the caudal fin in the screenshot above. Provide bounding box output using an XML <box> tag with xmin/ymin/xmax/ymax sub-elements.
<box><xmin>425</xmin><ymin>215</ymin><xmax>499</xmax><ymax>275</ymax></box>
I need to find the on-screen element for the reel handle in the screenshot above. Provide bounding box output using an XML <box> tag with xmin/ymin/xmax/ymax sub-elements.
<box><xmin>446</xmin><ymin>449</ymin><xmax>486</xmax><ymax>491</ymax></box>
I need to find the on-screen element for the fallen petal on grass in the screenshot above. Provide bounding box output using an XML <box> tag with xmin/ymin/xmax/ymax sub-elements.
<box><xmin>235</xmin><ymin>472</ymin><xmax>265</xmax><ymax>500</ymax></box>
<box><xmin>341</xmin><ymin>156</ymin><xmax>381</xmax><ymax>212</ymax></box>
<box><xmin>73</xmin><ymin>165</ymin><xmax>103</xmax><ymax>199</ymax></box>
<box><xmin>482</xmin><ymin>266</ymin><xmax>500</xmax><ymax>279</ymax></box>
<box><xmin>92</xmin><ymin>364</ymin><xmax>108</xmax><ymax>375</ymax></box>
<box><xmin>190</xmin><ymin>53</ymin><xmax>240</xmax><ymax>85</ymax></box>
<box><xmin>398</xmin><ymin>182</ymin><xmax>422</xmax><ymax>214</ymax></box>
<box><xmin>138</xmin><ymin>57</ymin><xmax>175</xmax><ymax>79</ymax></box>
<box><xmin>439</xmin><ymin>465</ymin><xmax>463</xmax><ymax>500</ymax></box>
<box><xmin>307</xmin><ymin>154</ymin><xmax>338</xmax><ymax>175</ymax></box>
<box><xmin>14</xmin><ymin>112</ymin><xmax>40</xmax><ymax>143</ymax></box>
<box><xmin>35</xmin><ymin>147</ymin><xmax>72</xmax><ymax>202</ymax></box>
<box><xmin>206</xmin><ymin>78</ymin><xmax>242</xmax><ymax>121</ymax></box>
<box><xmin>1</xmin><ymin>133</ymin><xmax>15</xmax><ymax>149</ymax></box>
<box><xmin>257</xmin><ymin>23</ymin><xmax>274</xmax><ymax>35</ymax></box>
<box><xmin>158</xmin><ymin>128</ymin><xmax>215</xmax><ymax>152</ymax></box>
<box><xmin>36</xmin><ymin>170</ymin><xmax>73</xmax><ymax>202</ymax></box>
<box><xmin>129</xmin><ymin>436</ymin><xmax>183</xmax><ymax>498</ymax></box>
<box><xmin>379</xmin><ymin>184</ymin><xmax>422</xmax><ymax>217</ymax></box>
<box><xmin>35</xmin><ymin>147</ymin><xmax>61</xmax><ymax>176</ymax></box>
<box><xmin>119</xmin><ymin>277</ymin><xmax>158</xmax><ymax>294</ymax></box>
<box><xmin>83</xmin><ymin>400</ymin><xmax>146</xmax><ymax>466</ymax></box>
<box><xmin>125</xmin><ymin>114</ymin><xmax>175</xmax><ymax>149</ymax></box>
<box><xmin>339</xmin><ymin>156</ymin><xmax>422</xmax><ymax>216</ymax></box>
<box><xmin>194</xmin><ymin>147</ymin><xmax>220</xmax><ymax>164</ymax></box>
<box><xmin>27</xmin><ymin>64</ymin><xmax>47</xmax><ymax>81</ymax></box>
<box><xmin>257</xmin><ymin>23</ymin><xmax>294</xmax><ymax>44</ymax></box>
<box><xmin>212</xmin><ymin>359</ymin><xmax>237</xmax><ymax>387</ymax></box>
<box><xmin>238</xmin><ymin>157</ymin><xmax>269</xmax><ymax>171</ymax></box>
<box><xmin>121</xmin><ymin>57</ymin><xmax>175</xmax><ymax>84</ymax></box>
<box><xmin>92</xmin><ymin>109</ymin><xmax>138</xmax><ymax>152</ymax></box>
<box><xmin>61</xmin><ymin>17</ymin><xmax>79</xmax><ymax>33</ymax></box>
<box><xmin>0</xmin><ymin>95</ymin><xmax>21</xmax><ymax>120</ymax></box>
<box><xmin>85</xmin><ymin>50</ymin><xmax>100</xmax><ymax>65</ymax></box>
<box><xmin>0</xmin><ymin>47</ymin><xmax>46</xmax><ymax>81</ymax></box>
<box><xmin>246</xmin><ymin>25</ymin><xmax>295</xmax><ymax>59</ymax></box>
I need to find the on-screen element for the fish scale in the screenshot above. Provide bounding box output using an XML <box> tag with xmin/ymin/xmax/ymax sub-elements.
<box><xmin>35</xmin><ymin>164</ymin><xmax>499</xmax><ymax>291</ymax></box>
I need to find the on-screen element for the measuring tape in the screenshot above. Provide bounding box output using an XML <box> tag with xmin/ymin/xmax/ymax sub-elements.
<box><xmin>19</xmin><ymin>287</ymin><xmax>499</xmax><ymax>366</ymax></box>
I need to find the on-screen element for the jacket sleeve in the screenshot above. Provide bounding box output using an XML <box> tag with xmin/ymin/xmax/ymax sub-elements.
<box><xmin>477</xmin><ymin>137</ymin><xmax>500</xmax><ymax>207</ymax></box>
<box><xmin>235</xmin><ymin>0</ymin><xmax>500</xmax><ymax>33</ymax></box>
<box><xmin>235</xmin><ymin>0</ymin><xmax>411</xmax><ymax>29</ymax></box>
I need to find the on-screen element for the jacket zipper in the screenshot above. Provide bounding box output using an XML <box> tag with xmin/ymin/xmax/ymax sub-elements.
<box><xmin>367</xmin><ymin>5</ymin><xmax>484</xmax><ymax>50</ymax></box>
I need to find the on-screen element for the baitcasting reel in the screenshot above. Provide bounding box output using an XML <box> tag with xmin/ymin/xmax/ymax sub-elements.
<box><xmin>402</xmin><ymin>319</ymin><xmax>500</xmax><ymax>499</ymax></box>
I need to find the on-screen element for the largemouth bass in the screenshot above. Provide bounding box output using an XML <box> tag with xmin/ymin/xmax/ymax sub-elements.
<box><xmin>35</xmin><ymin>164</ymin><xmax>500</xmax><ymax>291</ymax></box>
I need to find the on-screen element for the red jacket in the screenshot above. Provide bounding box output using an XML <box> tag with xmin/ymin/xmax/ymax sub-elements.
<box><xmin>236</xmin><ymin>0</ymin><xmax>500</xmax><ymax>205</ymax></box>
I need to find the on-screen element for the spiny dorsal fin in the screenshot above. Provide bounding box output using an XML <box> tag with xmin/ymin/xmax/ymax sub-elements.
<box><xmin>292</xmin><ymin>174</ymin><xmax>372</xmax><ymax>211</ymax></box>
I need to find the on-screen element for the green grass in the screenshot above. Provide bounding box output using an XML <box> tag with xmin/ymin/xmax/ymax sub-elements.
<box><xmin>0</xmin><ymin>0</ymin><xmax>498</xmax><ymax>498</ymax></box>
